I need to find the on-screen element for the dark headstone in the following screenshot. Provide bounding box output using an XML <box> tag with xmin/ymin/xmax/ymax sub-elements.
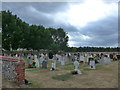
<box><xmin>42</xmin><ymin>60</ymin><xmax>47</xmax><ymax>69</ymax></box>
<box><xmin>116</xmin><ymin>55</ymin><xmax>120</xmax><ymax>60</ymax></box>
<box><xmin>49</xmin><ymin>52</ymin><xmax>54</xmax><ymax>59</ymax></box>
<box><xmin>88</xmin><ymin>57</ymin><xmax>93</xmax><ymax>65</ymax></box>
<box><xmin>110</xmin><ymin>54</ymin><xmax>113</xmax><ymax>59</ymax></box>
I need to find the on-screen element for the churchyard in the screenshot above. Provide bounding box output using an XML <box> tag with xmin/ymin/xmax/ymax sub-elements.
<box><xmin>1</xmin><ymin>1</ymin><xmax>120</xmax><ymax>88</ymax></box>
<box><xmin>1</xmin><ymin>7</ymin><xmax>119</xmax><ymax>89</ymax></box>
<box><xmin>2</xmin><ymin>54</ymin><xmax>118</xmax><ymax>88</ymax></box>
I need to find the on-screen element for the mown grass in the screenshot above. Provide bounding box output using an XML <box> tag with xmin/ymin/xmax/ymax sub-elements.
<box><xmin>60</xmin><ymin>64</ymin><xmax>74</xmax><ymax>70</ymax></box>
<box><xmin>25</xmin><ymin>80</ymin><xmax>42</xmax><ymax>88</ymax></box>
<box><xmin>26</xmin><ymin>67</ymin><xmax>52</xmax><ymax>73</ymax></box>
<box><xmin>83</xmin><ymin>68</ymin><xmax>95</xmax><ymax>71</ymax></box>
<box><xmin>3</xmin><ymin>60</ymin><xmax>118</xmax><ymax>88</ymax></box>
<box><xmin>52</xmin><ymin>73</ymin><xmax>73</xmax><ymax>81</ymax></box>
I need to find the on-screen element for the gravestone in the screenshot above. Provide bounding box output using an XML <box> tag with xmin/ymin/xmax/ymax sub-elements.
<box><xmin>27</xmin><ymin>54</ymin><xmax>31</xmax><ymax>68</ymax></box>
<box><xmin>71</xmin><ymin>54</ymin><xmax>75</xmax><ymax>61</ymax></box>
<box><xmin>94</xmin><ymin>54</ymin><xmax>100</xmax><ymax>64</ymax></box>
<box><xmin>51</xmin><ymin>55</ymin><xmax>57</xmax><ymax>70</ymax></box>
<box><xmin>57</xmin><ymin>55</ymin><xmax>61</xmax><ymax>62</ymax></box>
<box><xmin>42</xmin><ymin>60</ymin><xmax>47</xmax><ymax>69</ymax></box>
<box><xmin>15</xmin><ymin>54</ymin><xmax>18</xmax><ymax>57</ymax></box>
<box><xmin>113</xmin><ymin>55</ymin><xmax>117</xmax><ymax>61</ymax></box>
<box><xmin>105</xmin><ymin>54</ymin><xmax>111</xmax><ymax>64</ymax></box>
<box><xmin>89</xmin><ymin>58</ymin><xmax>96</xmax><ymax>69</ymax></box>
<box><xmin>34</xmin><ymin>55</ymin><xmax>39</xmax><ymax>68</ymax></box>
<box><xmin>42</xmin><ymin>55</ymin><xmax>48</xmax><ymax>69</ymax></box>
<box><xmin>88</xmin><ymin>55</ymin><xmax>93</xmax><ymax>65</ymax></box>
<box><xmin>74</xmin><ymin>54</ymin><xmax>78</xmax><ymax>61</ymax></box>
<box><xmin>110</xmin><ymin>54</ymin><xmax>113</xmax><ymax>59</ymax></box>
<box><xmin>40</xmin><ymin>53</ymin><xmax>44</xmax><ymax>63</ymax></box>
<box><xmin>50</xmin><ymin>55</ymin><xmax>57</xmax><ymax>70</ymax></box>
<box><xmin>68</xmin><ymin>53</ymin><xmax>71</xmax><ymax>61</ymax></box>
<box><xmin>48</xmin><ymin>52</ymin><xmax>53</xmax><ymax>59</ymax></box>
<box><xmin>61</xmin><ymin>55</ymin><xmax>65</xmax><ymax>66</ymax></box>
<box><xmin>99</xmin><ymin>55</ymin><xmax>105</xmax><ymax>65</ymax></box>
<box><xmin>65</xmin><ymin>54</ymin><xmax>69</xmax><ymax>62</ymax></box>
<box><xmin>105</xmin><ymin>56</ymin><xmax>111</xmax><ymax>64</ymax></box>
<box><xmin>116</xmin><ymin>55</ymin><xmax>120</xmax><ymax>60</ymax></box>
<box><xmin>73</xmin><ymin>60</ymin><xmax>82</xmax><ymax>74</ymax></box>
<box><xmin>80</xmin><ymin>55</ymin><xmax>85</xmax><ymax>63</ymax></box>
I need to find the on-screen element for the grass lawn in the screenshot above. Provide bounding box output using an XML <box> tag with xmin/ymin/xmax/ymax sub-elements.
<box><xmin>2</xmin><ymin>59</ymin><xmax>118</xmax><ymax>88</ymax></box>
<box><xmin>52</xmin><ymin>73</ymin><xmax>73</xmax><ymax>81</ymax></box>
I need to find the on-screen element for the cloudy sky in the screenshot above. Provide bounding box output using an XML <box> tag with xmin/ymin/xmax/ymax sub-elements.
<box><xmin>2</xmin><ymin>0</ymin><xmax>119</xmax><ymax>47</ymax></box>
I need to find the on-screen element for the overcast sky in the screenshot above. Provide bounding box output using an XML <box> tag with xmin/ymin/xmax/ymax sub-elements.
<box><xmin>2</xmin><ymin>0</ymin><xmax>119</xmax><ymax>47</ymax></box>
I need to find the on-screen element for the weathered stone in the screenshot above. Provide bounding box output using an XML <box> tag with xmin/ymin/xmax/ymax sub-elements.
<box><xmin>0</xmin><ymin>56</ymin><xmax>25</xmax><ymax>85</ymax></box>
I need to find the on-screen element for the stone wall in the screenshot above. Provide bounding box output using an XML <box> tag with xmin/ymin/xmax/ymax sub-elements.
<box><xmin>0</xmin><ymin>59</ymin><xmax>2</xmax><ymax>89</ymax></box>
<box><xmin>0</xmin><ymin>56</ymin><xmax>25</xmax><ymax>85</ymax></box>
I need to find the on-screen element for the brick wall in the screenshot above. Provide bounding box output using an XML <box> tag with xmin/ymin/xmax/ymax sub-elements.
<box><xmin>0</xmin><ymin>56</ymin><xmax>25</xmax><ymax>85</ymax></box>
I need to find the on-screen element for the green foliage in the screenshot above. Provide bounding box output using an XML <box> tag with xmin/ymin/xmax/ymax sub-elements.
<box><xmin>2</xmin><ymin>10</ymin><xmax>69</xmax><ymax>51</ymax></box>
<box><xmin>68</xmin><ymin>46</ymin><xmax>119</xmax><ymax>52</ymax></box>
<box><xmin>72</xmin><ymin>47</ymin><xmax>77</xmax><ymax>52</ymax></box>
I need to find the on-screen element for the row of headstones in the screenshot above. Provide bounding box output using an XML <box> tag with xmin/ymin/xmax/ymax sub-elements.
<box><xmin>25</xmin><ymin>53</ymin><xmax>119</xmax><ymax>73</ymax></box>
<box><xmin>25</xmin><ymin>53</ymin><xmax>92</xmax><ymax>69</ymax></box>
<box><xmin>2</xmin><ymin>52</ymin><xmax>47</xmax><ymax>58</ymax></box>
<box><xmin>2</xmin><ymin>52</ymin><xmax>119</xmax><ymax>65</ymax></box>
<box><xmin>2</xmin><ymin>52</ymin><xmax>119</xmax><ymax>75</ymax></box>
<box><xmin>2</xmin><ymin>52</ymin><xmax>118</xmax><ymax>60</ymax></box>
<box><xmin>72</xmin><ymin>53</ymin><xmax>119</xmax><ymax>74</ymax></box>
<box><xmin>55</xmin><ymin>53</ymin><xmax>119</xmax><ymax>75</ymax></box>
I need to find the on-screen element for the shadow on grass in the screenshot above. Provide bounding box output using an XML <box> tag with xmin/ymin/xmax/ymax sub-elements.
<box><xmin>52</xmin><ymin>73</ymin><xmax>73</xmax><ymax>81</ymax></box>
<box><xmin>25</xmin><ymin>80</ymin><xmax>42</xmax><ymax>88</ymax></box>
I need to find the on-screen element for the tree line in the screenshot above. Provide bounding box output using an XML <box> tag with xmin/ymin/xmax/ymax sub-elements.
<box><xmin>2</xmin><ymin>10</ymin><xmax>69</xmax><ymax>52</ymax></box>
<box><xmin>2</xmin><ymin>10</ymin><xmax>119</xmax><ymax>52</ymax></box>
<box><xmin>68</xmin><ymin>47</ymin><xmax>119</xmax><ymax>52</ymax></box>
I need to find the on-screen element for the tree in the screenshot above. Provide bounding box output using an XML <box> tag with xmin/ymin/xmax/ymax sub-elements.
<box><xmin>48</xmin><ymin>27</ymin><xmax>69</xmax><ymax>52</ymax></box>
<box><xmin>2</xmin><ymin>10</ymin><xmax>69</xmax><ymax>52</ymax></box>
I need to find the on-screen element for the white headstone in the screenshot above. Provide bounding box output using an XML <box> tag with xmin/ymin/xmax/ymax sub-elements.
<box><xmin>40</xmin><ymin>53</ymin><xmax>44</xmax><ymax>63</ymax></box>
<box><xmin>89</xmin><ymin>60</ymin><xmax>96</xmax><ymax>69</ymax></box>
<box><xmin>34</xmin><ymin>55</ymin><xmax>39</xmax><ymax>68</ymax></box>
<box><xmin>104</xmin><ymin>56</ymin><xmax>111</xmax><ymax>64</ymax></box>
<box><xmin>27</xmin><ymin>55</ymin><xmax>31</xmax><ymax>65</ymax></box>
<box><xmin>100</xmin><ymin>56</ymin><xmax>105</xmax><ymax>65</ymax></box>
<box><xmin>50</xmin><ymin>55</ymin><xmax>57</xmax><ymax>70</ymax></box>
<box><xmin>74</xmin><ymin>60</ymin><xmax>79</xmax><ymax>70</ymax></box>
<box><xmin>73</xmin><ymin>60</ymin><xmax>82</xmax><ymax>74</ymax></box>
<box><xmin>61</xmin><ymin>55</ymin><xmax>65</xmax><ymax>66</ymax></box>
<box><xmin>80</xmin><ymin>56</ymin><xmax>84</xmax><ymax>61</ymax></box>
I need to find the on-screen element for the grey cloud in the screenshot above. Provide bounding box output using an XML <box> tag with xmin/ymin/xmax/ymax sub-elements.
<box><xmin>2</xmin><ymin>2</ymin><xmax>118</xmax><ymax>47</ymax></box>
<box><xmin>2</xmin><ymin>2</ymin><xmax>69</xmax><ymax>14</ymax></box>
<box><xmin>53</xmin><ymin>24</ymin><xmax>79</xmax><ymax>32</ymax></box>
<box><xmin>28</xmin><ymin>2</ymin><xmax>69</xmax><ymax>14</ymax></box>
<box><xmin>69</xmin><ymin>15</ymin><xmax>118</xmax><ymax>47</ymax></box>
<box><xmin>2</xmin><ymin>2</ymin><xmax>69</xmax><ymax>26</ymax></box>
